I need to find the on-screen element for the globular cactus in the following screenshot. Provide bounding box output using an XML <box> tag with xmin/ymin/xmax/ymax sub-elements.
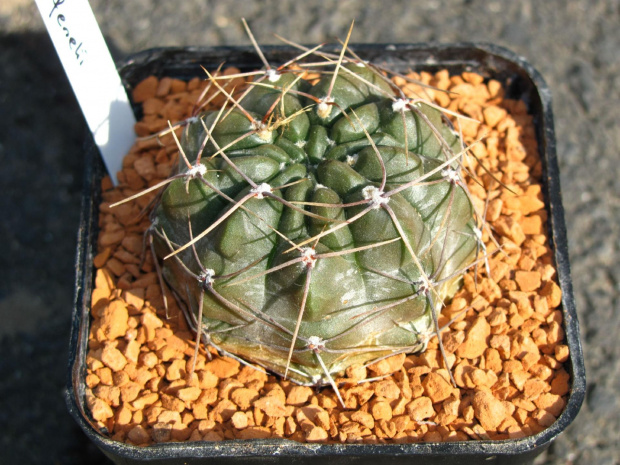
<box><xmin>145</xmin><ymin>38</ymin><xmax>482</xmax><ymax>397</ymax></box>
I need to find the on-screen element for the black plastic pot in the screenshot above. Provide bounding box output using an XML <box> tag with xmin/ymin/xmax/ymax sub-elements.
<box><xmin>67</xmin><ymin>43</ymin><xmax>585</xmax><ymax>465</ymax></box>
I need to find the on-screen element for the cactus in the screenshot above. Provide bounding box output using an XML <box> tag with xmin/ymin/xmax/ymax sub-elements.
<box><xmin>123</xmin><ymin>26</ymin><xmax>486</xmax><ymax>401</ymax></box>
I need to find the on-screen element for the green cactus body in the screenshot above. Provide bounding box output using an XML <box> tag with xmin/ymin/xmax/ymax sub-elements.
<box><xmin>153</xmin><ymin>62</ymin><xmax>478</xmax><ymax>386</ymax></box>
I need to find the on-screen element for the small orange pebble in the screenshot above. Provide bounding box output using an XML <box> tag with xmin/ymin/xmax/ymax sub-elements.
<box><xmin>99</xmin><ymin>229</ymin><xmax>126</xmax><ymax>248</ymax></box>
<box><xmin>514</xmin><ymin>271</ymin><xmax>542</xmax><ymax>292</ymax></box>
<box><xmin>93</xmin><ymin>247</ymin><xmax>113</xmax><ymax>269</ymax></box>
<box><xmin>204</xmin><ymin>357</ymin><xmax>240</xmax><ymax>379</ymax></box>
<box><xmin>286</xmin><ymin>385</ymin><xmax>314</xmax><ymax>406</ymax></box>
<box><xmin>540</xmin><ymin>281</ymin><xmax>563</xmax><ymax>308</ymax></box>
<box><xmin>482</xmin><ymin>106</ymin><xmax>507</xmax><ymax>128</ymax></box>
<box><xmin>132</xmin><ymin>76</ymin><xmax>158</xmax><ymax>103</ymax></box>
<box><xmin>169</xmin><ymin>78</ymin><xmax>187</xmax><ymax>94</ymax></box>
<box><xmin>521</xmin><ymin>214</ymin><xmax>544</xmax><ymax>236</ymax></box>
<box><xmin>472</xmin><ymin>390</ymin><xmax>508</xmax><ymax>431</ymax></box>
<box><xmin>371</xmin><ymin>401</ymin><xmax>393</xmax><ymax>421</ymax></box>
<box><xmin>101</xmin><ymin>343</ymin><xmax>128</xmax><ymax>372</ymax></box>
<box><xmin>345</xmin><ymin>363</ymin><xmax>367</xmax><ymax>382</ymax></box>
<box><xmin>156</xmin><ymin>77</ymin><xmax>173</xmax><ymax>97</ymax></box>
<box><xmin>518</xmin><ymin>194</ymin><xmax>546</xmax><ymax>216</ymax></box>
<box><xmin>494</xmin><ymin>216</ymin><xmax>526</xmax><ymax>246</ymax></box>
<box><xmin>142</xmin><ymin>97</ymin><xmax>165</xmax><ymax>116</ymax></box>
<box><xmin>367</xmin><ymin>353</ymin><xmax>406</xmax><ymax>376</ymax></box>
<box><xmin>422</xmin><ymin>372</ymin><xmax>454</xmax><ymax>403</ymax></box>
<box><xmin>230</xmin><ymin>411</ymin><xmax>249</xmax><ymax>430</ymax></box>
<box><xmin>456</xmin><ymin>316</ymin><xmax>491</xmax><ymax>359</ymax></box>
<box><xmin>554</xmin><ymin>344</ymin><xmax>570</xmax><ymax>363</ymax></box>
<box><xmin>406</xmin><ymin>396</ymin><xmax>435</xmax><ymax>421</ymax></box>
<box><xmin>254</xmin><ymin>395</ymin><xmax>291</xmax><ymax>418</ymax></box>
<box><xmin>351</xmin><ymin>411</ymin><xmax>375</xmax><ymax>430</ymax></box>
<box><xmin>305</xmin><ymin>426</ymin><xmax>328</xmax><ymax>442</ymax></box>
<box><xmin>462</xmin><ymin>71</ymin><xmax>486</xmax><ymax>86</ymax></box>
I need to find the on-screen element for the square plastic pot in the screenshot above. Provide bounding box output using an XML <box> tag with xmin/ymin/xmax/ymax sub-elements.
<box><xmin>67</xmin><ymin>43</ymin><xmax>586</xmax><ymax>465</ymax></box>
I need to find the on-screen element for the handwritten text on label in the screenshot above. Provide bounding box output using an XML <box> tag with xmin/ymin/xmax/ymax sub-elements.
<box><xmin>49</xmin><ymin>1</ymin><xmax>87</xmax><ymax>66</ymax></box>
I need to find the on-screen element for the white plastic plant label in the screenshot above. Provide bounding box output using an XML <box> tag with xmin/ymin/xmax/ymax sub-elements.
<box><xmin>35</xmin><ymin>0</ymin><xmax>136</xmax><ymax>185</ymax></box>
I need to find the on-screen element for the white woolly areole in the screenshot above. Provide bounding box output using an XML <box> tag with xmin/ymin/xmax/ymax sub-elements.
<box><xmin>392</xmin><ymin>98</ymin><xmax>409</xmax><ymax>112</ymax></box>
<box><xmin>314</xmin><ymin>183</ymin><xmax>326</xmax><ymax>191</ymax></box>
<box><xmin>265</xmin><ymin>68</ymin><xmax>281</xmax><ymax>82</ymax></box>
<box><xmin>317</xmin><ymin>96</ymin><xmax>334</xmax><ymax>119</ymax></box>
<box><xmin>250</xmin><ymin>183</ymin><xmax>272</xmax><ymax>199</ymax></box>
<box><xmin>362</xmin><ymin>185</ymin><xmax>389</xmax><ymax>209</ymax></box>
<box><xmin>300</xmin><ymin>247</ymin><xmax>317</xmax><ymax>268</ymax></box>
<box><xmin>198</xmin><ymin>268</ymin><xmax>215</xmax><ymax>286</ymax></box>
<box><xmin>251</xmin><ymin>119</ymin><xmax>273</xmax><ymax>141</ymax></box>
<box><xmin>295</xmin><ymin>140</ymin><xmax>307</xmax><ymax>148</ymax></box>
<box><xmin>418</xmin><ymin>278</ymin><xmax>433</xmax><ymax>295</ymax></box>
<box><xmin>187</xmin><ymin>163</ymin><xmax>207</xmax><ymax>178</ymax></box>
<box><xmin>441</xmin><ymin>168</ymin><xmax>461</xmax><ymax>184</ymax></box>
<box><xmin>346</xmin><ymin>154</ymin><xmax>359</xmax><ymax>166</ymax></box>
<box><xmin>307</xmin><ymin>335</ymin><xmax>325</xmax><ymax>351</ymax></box>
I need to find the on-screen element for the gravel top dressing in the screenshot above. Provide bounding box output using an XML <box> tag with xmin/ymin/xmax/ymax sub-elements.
<box><xmin>84</xmin><ymin>67</ymin><xmax>570</xmax><ymax>446</ymax></box>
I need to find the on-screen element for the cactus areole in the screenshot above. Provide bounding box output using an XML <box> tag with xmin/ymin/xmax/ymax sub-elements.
<box><xmin>152</xmin><ymin>60</ymin><xmax>479</xmax><ymax>387</ymax></box>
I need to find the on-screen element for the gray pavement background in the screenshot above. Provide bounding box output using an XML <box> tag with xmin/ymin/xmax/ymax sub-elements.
<box><xmin>1</xmin><ymin>1</ymin><xmax>618</xmax><ymax>464</ymax></box>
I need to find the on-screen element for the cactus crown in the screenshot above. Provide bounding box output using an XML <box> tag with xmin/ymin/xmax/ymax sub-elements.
<box><xmin>118</xmin><ymin>24</ymin><xmax>489</xmax><ymax>403</ymax></box>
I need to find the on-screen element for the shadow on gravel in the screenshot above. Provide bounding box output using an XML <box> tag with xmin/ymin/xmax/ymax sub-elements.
<box><xmin>0</xmin><ymin>32</ymin><xmax>111</xmax><ymax>465</ymax></box>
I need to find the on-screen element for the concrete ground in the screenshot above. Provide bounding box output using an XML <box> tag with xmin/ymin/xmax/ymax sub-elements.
<box><xmin>1</xmin><ymin>1</ymin><xmax>618</xmax><ymax>464</ymax></box>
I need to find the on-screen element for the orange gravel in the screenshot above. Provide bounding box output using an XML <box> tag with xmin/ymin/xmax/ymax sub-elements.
<box><xmin>85</xmin><ymin>67</ymin><xmax>571</xmax><ymax>445</ymax></box>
